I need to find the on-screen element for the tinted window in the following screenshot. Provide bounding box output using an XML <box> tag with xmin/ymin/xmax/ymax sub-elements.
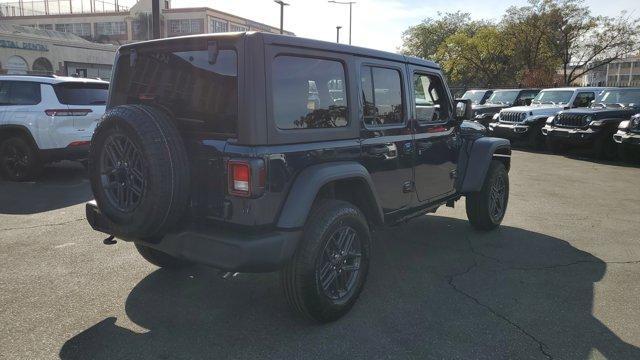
<box><xmin>0</xmin><ymin>81</ymin><xmax>9</xmax><ymax>105</ymax></box>
<box><xmin>573</xmin><ymin>92</ymin><xmax>595</xmax><ymax>107</ymax></box>
<box><xmin>54</xmin><ymin>83</ymin><xmax>109</xmax><ymax>105</ymax></box>
<box><xmin>111</xmin><ymin>47</ymin><xmax>238</xmax><ymax>135</ymax></box>
<box><xmin>272</xmin><ymin>56</ymin><xmax>348</xmax><ymax>130</ymax></box>
<box><xmin>413</xmin><ymin>73</ymin><xmax>450</xmax><ymax>122</ymax></box>
<box><xmin>0</xmin><ymin>81</ymin><xmax>41</xmax><ymax>105</ymax></box>
<box><xmin>362</xmin><ymin>66</ymin><xmax>403</xmax><ymax>126</ymax></box>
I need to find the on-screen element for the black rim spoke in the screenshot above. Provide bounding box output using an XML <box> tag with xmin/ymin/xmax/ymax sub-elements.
<box><xmin>100</xmin><ymin>134</ymin><xmax>146</xmax><ymax>212</ymax></box>
<box><xmin>317</xmin><ymin>225</ymin><xmax>363</xmax><ymax>300</ymax></box>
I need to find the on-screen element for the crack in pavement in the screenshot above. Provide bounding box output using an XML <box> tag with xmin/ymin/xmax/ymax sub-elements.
<box><xmin>0</xmin><ymin>217</ymin><xmax>85</xmax><ymax>232</ymax></box>
<box><xmin>446</xmin><ymin>236</ymin><xmax>554</xmax><ymax>359</ymax></box>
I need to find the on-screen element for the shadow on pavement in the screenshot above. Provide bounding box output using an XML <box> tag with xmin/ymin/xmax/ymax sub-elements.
<box><xmin>59</xmin><ymin>216</ymin><xmax>640</xmax><ymax>359</ymax></box>
<box><xmin>0</xmin><ymin>161</ymin><xmax>92</xmax><ymax>215</ymax></box>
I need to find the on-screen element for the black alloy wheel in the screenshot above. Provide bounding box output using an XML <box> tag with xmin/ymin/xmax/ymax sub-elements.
<box><xmin>99</xmin><ymin>133</ymin><xmax>146</xmax><ymax>212</ymax></box>
<box><xmin>488</xmin><ymin>172</ymin><xmax>507</xmax><ymax>223</ymax></box>
<box><xmin>0</xmin><ymin>137</ymin><xmax>42</xmax><ymax>181</ymax></box>
<box><xmin>316</xmin><ymin>225</ymin><xmax>363</xmax><ymax>301</ymax></box>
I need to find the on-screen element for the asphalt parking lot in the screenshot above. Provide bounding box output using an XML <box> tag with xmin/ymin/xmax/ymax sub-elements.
<box><xmin>1</xmin><ymin>150</ymin><xmax>639</xmax><ymax>360</ymax></box>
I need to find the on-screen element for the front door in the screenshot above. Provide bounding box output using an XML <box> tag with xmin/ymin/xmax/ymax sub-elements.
<box><xmin>358</xmin><ymin>61</ymin><xmax>413</xmax><ymax>215</ymax></box>
<box><xmin>410</xmin><ymin>69</ymin><xmax>458</xmax><ymax>203</ymax></box>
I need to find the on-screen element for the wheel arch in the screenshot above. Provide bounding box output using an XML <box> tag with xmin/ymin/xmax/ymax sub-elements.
<box><xmin>459</xmin><ymin>137</ymin><xmax>511</xmax><ymax>194</ymax></box>
<box><xmin>276</xmin><ymin>161</ymin><xmax>384</xmax><ymax>229</ymax></box>
<box><xmin>0</xmin><ymin>125</ymin><xmax>40</xmax><ymax>151</ymax></box>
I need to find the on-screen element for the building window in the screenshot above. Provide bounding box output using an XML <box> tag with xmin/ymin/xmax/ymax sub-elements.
<box><xmin>39</xmin><ymin>24</ymin><xmax>53</xmax><ymax>30</ymax></box>
<box><xmin>229</xmin><ymin>23</ymin><xmax>248</xmax><ymax>32</ymax></box>
<box><xmin>55</xmin><ymin>23</ymin><xmax>91</xmax><ymax>36</ymax></box>
<box><xmin>96</xmin><ymin>22</ymin><xmax>127</xmax><ymax>36</ymax></box>
<box><xmin>209</xmin><ymin>17</ymin><xmax>228</xmax><ymax>33</ymax></box>
<box><xmin>169</xmin><ymin>19</ymin><xmax>202</xmax><ymax>34</ymax></box>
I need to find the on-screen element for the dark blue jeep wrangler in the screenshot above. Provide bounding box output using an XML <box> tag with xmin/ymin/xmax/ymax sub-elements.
<box><xmin>86</xmin><ymin>32</ymin><xmax>511</xmax><ymax>322</ymax></box>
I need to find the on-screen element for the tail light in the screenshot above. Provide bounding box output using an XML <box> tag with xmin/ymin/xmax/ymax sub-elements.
<box><xmin>45</xmin><ymin>109</ymin><xmax>93</xmax><ymax>116</ymax></box>
<box><xmin>228</xmin><ymin>159</ymin><xmax>265</xmax><ymax>197</ymax></box>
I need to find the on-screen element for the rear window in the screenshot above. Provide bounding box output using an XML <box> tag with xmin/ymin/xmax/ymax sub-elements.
<box><xmin>54</xmin><ymin>83</ymin><xmax>108</xmax><ymax>105</ymax></box>
<box><xmin>110</xmin><ymin>45</ymin><xmax>238</xmax><ymax>135</ymax></box>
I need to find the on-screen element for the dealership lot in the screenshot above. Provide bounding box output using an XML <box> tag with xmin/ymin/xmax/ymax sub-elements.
<box><xmin>0</xmin><ymin>150</ymin><xmax>639</xmax><ymax>360</ymax></box>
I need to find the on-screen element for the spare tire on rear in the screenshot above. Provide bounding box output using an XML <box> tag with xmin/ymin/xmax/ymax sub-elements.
<box><xmin>88</xmin><ymin>104</ymin><xmax>190</xmax><ymax>239</ymax></box>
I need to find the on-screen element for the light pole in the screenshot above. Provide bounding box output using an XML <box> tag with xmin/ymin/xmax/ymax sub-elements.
<box><xmin>273</xmin><ymin>0</ymin><xmax>289</xmax><ymax>34</ymax></box>
<box><xmin>328</xmin><ymin>1</ymin><xmax>355</xmax><ymax>45</ymax></box>
<box><xmin>336</xmin><ymin>26</ymin><xmax>342</xmax><ymax>43</ymax></box>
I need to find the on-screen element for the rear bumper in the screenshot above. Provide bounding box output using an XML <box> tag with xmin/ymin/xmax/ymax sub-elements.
<box><xmin>85</xmin><ymin>201</ymin><xmax>301</xmax><ymax>272</ymax></box>
<box><xmin>39</xmin><ymin>143</ymin><xmax>90</xmax><ymax>162</ymax></box>
<box><xmin>613</xmin><ymin>130</ymin><xmax>640</xmax><ymax>146</ymax></box>
<box><xmin>488</xmin><ymin>122</ymin><xmax>531</xmax><ymax>138</ymax></box>
<box><xmin>541</xmin><ymin>126</ymin><xmax>600</xmax><ymax>144</ymax></box>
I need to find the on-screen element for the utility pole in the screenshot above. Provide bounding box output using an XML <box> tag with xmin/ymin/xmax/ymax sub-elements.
<box><xmin>336</xmin><ymin>26</ymin><xmax>341</xmax><ymax>43</ymax></box>
<box><xmin>151</xmin><ymin>0</ymin><xmax>160</xmax><ymax>39</ymax></box>
<box><xmin>274</xmin><ymin>0</ymin><xmax>289</xmax><ymax>34</ymax></box>
<box><xmin>328</xmin><ymin>1</ymin><xmax>355</xmax><ymax>45</ymax></box>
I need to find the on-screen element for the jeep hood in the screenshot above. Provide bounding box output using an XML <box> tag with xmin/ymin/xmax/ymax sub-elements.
<box><xmin>558</xmin><ymin>107</ymin><xmax>638</xmax><ymax>120</ymax></box>
<box><xmin>501</xmin><ymin>105</ymin><xmax>564</xmax><ymax>117</ymax></box>
<box><xmin>472</xmin><ymin>104</ymin><xmax>507</xmax><ymax>114</ymax></box>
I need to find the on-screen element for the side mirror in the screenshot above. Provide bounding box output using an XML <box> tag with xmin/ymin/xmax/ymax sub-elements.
<box><xmin>454</xmin><ymin>99</ymin><xmax>473</xmax><ymax>121</ymax></box>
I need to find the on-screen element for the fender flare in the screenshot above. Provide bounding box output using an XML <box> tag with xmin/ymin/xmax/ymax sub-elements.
<box><xmin>459</xmin><ymin>137</ymin><xmax>511</xmax><ymax>193</ymax></box>
<box><xmin>276</xmin><ymin>161</ymin><xmax>384</xmax><ymax>229</ymax></box>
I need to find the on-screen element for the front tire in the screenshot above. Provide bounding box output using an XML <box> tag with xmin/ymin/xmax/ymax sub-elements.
<box><xmin>135</xmin><ymin>244</ymin><xmax>192</xmax><ymax>269</ymax></box>
<box><xmin>0</xmin><ymin>136</ymin><xmax>43</xmax><ymax>182</ymax></box>
<box><xmin>594</xmin><ymin>131</ymin><xmax>617</xmax><ymax>160</ymax></box>
<box><xmin>281</xmin><ymin>200</ymin><xmax>371</xmax><ymax>323</ymax></box>
<box><xmin>618</xmin><ymin>144</ymin><xmax>638</xmax><ymax>163</ymax></box>
<box><xmin>546</xmin><ymin>137</ymin><xmax>568</xmax><ymax>154</ymax></box>
<box><xmin>466</xmin><ymin>160</ymin><xmax>509</xmax><ymax>231</ymax></box>
<box><xmin>527</xmin><ymin>124</ymin><xmax>545</xmax><ymax>150</ymax></box>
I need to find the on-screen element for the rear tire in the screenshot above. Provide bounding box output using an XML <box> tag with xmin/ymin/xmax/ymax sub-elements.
<box><xmin>0</xmin><ymin>136</ymin><xmax>43</xmax><ymax>182</ymax></box>
<box><xmin>135</xmin><ymin>244</ymin><xmax>192</xmax><ymax>269</ymax></box>
<box><xmin>466</xmin><ymin>160</ymin><xmax>509</xmax><ymax>231</ymax></box>
<box><xmin>88</xmin><ymin>105</ymin><xmax>191</xmax><ymax>238</ymax></box>
<box><xmin>281</xmin><ymin>200</ymin><xmax>371</xmax><ymax>323</ymax></box>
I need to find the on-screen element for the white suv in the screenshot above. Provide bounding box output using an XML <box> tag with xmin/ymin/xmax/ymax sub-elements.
<box><xmin>488</xmin><ymin>87</ymin><xmax>606</xmax><ymax>148</ymax></box>
<box><xmin>0</xmin><ymin>75</ymin><xmax>108</xmax><ymax>181</ymax></box>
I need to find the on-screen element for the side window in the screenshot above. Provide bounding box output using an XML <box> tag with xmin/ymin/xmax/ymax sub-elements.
<box><xmin>0</xmin><ymin>81</ymin><xmax>9</xmax><ymax>106</ymax></box>
<box><xmin>9</xmin><ymin>82</ymin><xmax>41</xmax><ymax>105</ymax></box>
<box><xmin>574</xmin><ymin>92</ymin><xmax>595</xmax><ymax>107</ymax></box>
<box><xmin>361</xmin><ymin>66</ymin><xmax>404</xmax><ymax>127</ymax></box>
<box><xmin>272</xmin><ymin>56</ymin><xmax>348</xmax><ymax>130</ymax></box>
<box><xmin>518</xmin><ymin>90</ymin><xmax>538</xmax><ymax>105</ymax></box>
<box><xmin>413</xmin><ymin>73</ymin><xmax>450</xmax><ymax>123</ymax></box>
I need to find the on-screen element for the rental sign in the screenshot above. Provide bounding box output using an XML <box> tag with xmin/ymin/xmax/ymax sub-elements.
<box><xmin>0</xmin><ymin>39</ymin><xmax>49</xmax><ymax>52</ymax></box>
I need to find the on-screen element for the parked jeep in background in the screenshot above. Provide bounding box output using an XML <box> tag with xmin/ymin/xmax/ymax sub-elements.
<box><xmin>488</xmin><ymin>87</ymin><xmax>603</xmax><ymax>148</ymax></box>
<box><xmin>472</xmin><ymin>88</ymin><xmax>540</xmax><ymax>126</ymax></box>
<box><xmin>461</xmin><ymin>89</ymin><xmax>494</xmax><ymax>106</ymax></box>
<box><xmin>85</xmin><ymin>32</ymin><xmax>512</xmax><ymax>323</ymax></box>
<box><xmin>614</xmin><ymin>113</ymin><xmax>640</xmax><ymax>162</ymax></box>
<box><xmin>542</xmin><ymin>87</ymin><xmax>640</xmax><ymax>159</ymax></box>
<box><xmin>0</xmin><ymin>75</ymin><xmax>108</xmax><ymax>181</ymax></box>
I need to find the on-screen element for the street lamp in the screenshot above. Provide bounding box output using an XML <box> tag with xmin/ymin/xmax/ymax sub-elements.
<box><xmin>336</xmin><ymin>25</ymin><xmax>342</xmax><ymax>43</ymax></box>
<box><xmin>273</xmin><ymin>0</ymin><xmax>289</xmax><ymax>35</ymax></box>
<box><xmin>328</xmin><ymin>1</ymin><xmax>355</xmax><ymax>45</ymax></box>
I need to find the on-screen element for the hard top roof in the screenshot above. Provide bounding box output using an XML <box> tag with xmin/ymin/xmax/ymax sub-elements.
<box><xmin>120</xmin><ymin>32</ymin><xmax>441</xmax><ymax>70</ymax></box>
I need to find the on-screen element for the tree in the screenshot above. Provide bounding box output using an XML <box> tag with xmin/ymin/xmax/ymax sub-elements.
<box><xmin>547</xmin><ymin>0</ymin><xmax>639</xmax><ymax>85</ymax></box>
<box><xmin>436</xmin><ymin>26</ymin><xmax>517</xmax><ymax>87</ymax></box>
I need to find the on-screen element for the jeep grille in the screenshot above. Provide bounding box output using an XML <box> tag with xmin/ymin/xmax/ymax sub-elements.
<box><xmin>500</xmin><ymin>111</ymin><xmax>526</xmax><ymax>123</ymax></box>
<box><xmin>555</xmin><ymin>113</ymin><xmax>588</xmax><ymax>128</ymax></box>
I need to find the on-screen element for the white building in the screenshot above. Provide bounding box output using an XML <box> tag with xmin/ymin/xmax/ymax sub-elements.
<box><xmin>0</xmin><ymin>24</ymin><xmax>116</xmax><ymax>77</ymax></box>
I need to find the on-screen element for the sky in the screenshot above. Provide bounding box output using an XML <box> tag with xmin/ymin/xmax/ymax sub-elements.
<box><xmin>148</xmin><ymin>0</ymin><xmax>638</xmax><ymax>52</ymax></box>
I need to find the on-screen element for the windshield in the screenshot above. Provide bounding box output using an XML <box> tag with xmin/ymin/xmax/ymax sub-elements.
<box><xmin>461</xmin><ymin>90</ymin><xmax>487</xmax><ymax>105</ymax></box>
<box><xmin>487</xmin><ymin>90</ymin><xmax>519</xmax><ymax>105</ymax></box>
<box><xmin>532</xmin><ymin>90</ymin><xmax>573</xmax><ymax>105</ymax></box>
<box><xmin>593</xmin><ymin>89</ymin><xmax>640</xmax><ymax>108</ymax></box>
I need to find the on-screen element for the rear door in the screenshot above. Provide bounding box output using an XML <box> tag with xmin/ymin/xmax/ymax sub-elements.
<box><xmin>0</xmin><ymin>81</ymin><xmax>9</xmax><ymax>124</ymax></box>
<box><xmin>358</xmin><ymin>59</ymin><xmax>413</xmax><ymax>215</ymax></box>
<box><xmin>409</xmin><ymin>67</ymin><xmax>458</xmax><ymax>203</ymax></box>
<box><xmin>1</xmin><ymin>81</ymin><xmax>42</xmax><ymax>133</ymax></box>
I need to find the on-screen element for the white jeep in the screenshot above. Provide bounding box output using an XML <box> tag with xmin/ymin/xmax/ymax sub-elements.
<box><xmin>488</xmin><ymin>87</ymin><xmax>605</xmax><ymax>148</ymax></box>
<box><xmin>0</xmin><ymin>75</ymin><xmax>108</xmax><ymax>181</ymax></box>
